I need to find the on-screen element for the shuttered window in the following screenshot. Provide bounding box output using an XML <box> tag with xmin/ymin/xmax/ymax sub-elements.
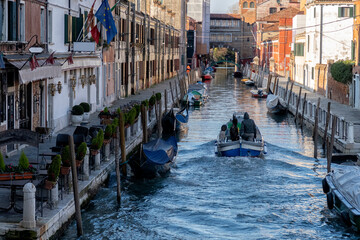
<box><xmin>8</xmin><ymin>1</ymin><xmax>16</xmax><ymax>41</ymax></box>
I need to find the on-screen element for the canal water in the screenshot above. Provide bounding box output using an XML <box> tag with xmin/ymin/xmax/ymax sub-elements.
<box><xmin>62</xmin><ymin>69</ymin><xmax>360</xmax><ymax>239</ymax></box>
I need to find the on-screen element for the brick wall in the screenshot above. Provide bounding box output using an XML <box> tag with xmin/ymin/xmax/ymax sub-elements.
<box><xmin>327</xmin><ymin>76</ymin><xmax>349</xmax><ymax>105</ymax></box>
<box><xmin>315</xmin><ymin>64</ymin><xmax>327</xmax><ymax>96</ymax></box>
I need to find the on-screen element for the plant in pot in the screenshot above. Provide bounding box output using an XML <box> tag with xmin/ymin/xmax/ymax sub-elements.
<box><xmin>71</xmin><ymin>105</ymin><xmax>84</xmax><ymax>126</ymax></box>
<box><xmin>0</xmin><ymin>152</ymin><xmax>11</xmax><ymax>180</ymax></box>
<box><xmin>91</xmin><ymin>129</ymin><xmax>104</xmax><ymax>155</ymax></box>
<box><xmin>112</xmin><ymin>118</ymin><xmax>119</xmax><ymax>138</ymax></box>
<box><xmin>98</xmin><ymin>107</ymin><xmax>112</xmax><ymax>119</ymax></box>
<box><xmin>80</xmin><ymin>102</ymin><xmax>91</xmax><ymax>121</ymax></box>
<box><xmin>76</xmin><ymin>142</ymin><xmax>87</xmax><ymax>167</ymax></box>
<box><xmin>155</xmin><ymin>92</ymin><xmax>162</xmax><ymax>102</ymax></box>
<box><xmin>45</xmin><ymin>155</ymin><xmax>61</xmax><ymax>190</ymax></box>
<box><xmin>134</xmin><ymin>104</ymin><xmax>140</xmax><ymax>120</ymax></box>
<box><xmin>60</xmin><ymin>146</ymin><xmax>71</xmax><ymax>175</ymax></box>
<box><xmin>16</xmin><ymin>151</ymin><xmax>33</xmax><ymax>179</ymax></box>
<box><xmin>141</xmin><ymin>99</ymin><xmax>149</xmax><ymax>109</ymax></box>
<box><xmin>127</xmin><ymin>107</ymin><xmax>137</xmax><ymax>126</ymax></box>
<box><xmin>104</xmin><ymin>125</ymin><xmax>113</xmax><ymax>144</ymax></box>
<box><xmin>149</xmin><ymin>95</ymin><xmax>156</xmax><ymax>109</ymax></box>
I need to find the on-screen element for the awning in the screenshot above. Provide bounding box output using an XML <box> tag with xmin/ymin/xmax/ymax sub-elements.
<box><xmin>61</xmin><ymin>55</ymin><xmax>101</xmax><ymax>71</ymax></box>
<box><xmin>5</xmin><ymin>54</ymin><xmax>62</xmax><ymax>84</ymax></box>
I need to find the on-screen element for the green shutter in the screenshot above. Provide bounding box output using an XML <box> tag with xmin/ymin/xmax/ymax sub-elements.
<box><xmin>72</xmin><ymin>16</ymin><xmax>76</xmax><ymax>43</ymax></box>
<box><xmin>84</xmin><ymin>11</ymin><xmax>88</xmax><ymax>35</ymax></box>
<box><xmin>301</xmin><ymin>43</ymin><xmax>304</xmax><ymax>56</ymax></box>
<box><xmin>8</xmin><ymin>1</ymin><xmax>16</xmax><ymax>41</ymax></box>
<box><xmin>76</xmin><ymin>14</ymin><xmax>83</xmax><ymax>42</ymax></box>
<box><xmin>64</xmin><ymin>14</ymin><xmax>69</xmax><ymax>43</ymax></box>
<box><xmin>352</xmin><ymin>40</ymin><xmax>355</xmax><ymax>61</ymax></box>
<box><xmin>354</xmin><ymin>5</ymin><xmax>356</xmax><ymax>19</ymax></box>
<box><xmin>338</xmin><ymin>7</ymin><xmax>342</xmax><ymax>17</ymax></box>
<box><xmin>294</xmin><ymin>43</ymin><xmax>297</xmax><ymax>56</ymax></box>
<box><xmin>350</xmin><ymin>7</ymin><xmax>354</xmax><ymax>17</ymax></box>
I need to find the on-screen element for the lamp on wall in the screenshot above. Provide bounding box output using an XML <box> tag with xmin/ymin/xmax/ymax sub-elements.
<box><xmin>49</xmin><ymin>83</ymin><xmax>56</xmax><ymax>96</ymax></box>
<box><xmin>89</xmin><ymin>74</ymin><xmax>96</xmax><ymax>85</ymax></box>
<box><xmin>80</xmin><ymin>75</ymin><xmax>86</xmax><ymax>88</ymax></box>
<box><xmin>57</xmin><ymin>81</ymin><xmax>62</xmax><ymax>94</ymax></box>
<box><xmin>33</xmin><ymin>90</ymin><xmax>40</xmax><ymax>113</ymax></box>
<box><xmin>70</xmin><ymin>75</ymin><xmax>77</xmax><ymax>98</ymax></box>
<box><xmin>27</xmin><ymin>35</ymin><xmax>44</xmax><ymax>54</ymax></box>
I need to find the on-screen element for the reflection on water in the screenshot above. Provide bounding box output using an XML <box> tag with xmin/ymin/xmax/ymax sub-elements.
<box><xmin>61</xmin><ymin>69</ymin><xmax>360</xmax><ymax>240</ymax></box>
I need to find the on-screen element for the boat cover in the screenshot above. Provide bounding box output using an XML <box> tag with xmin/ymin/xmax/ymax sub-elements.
<box><xmin>176</xmin><ymin>108</ymin><xmax>189</xmax><ymax>124</ymax></box>
<box><xmin>266</xmin><ymin>94</ymin><xmax>279</xmax><ymax>109</ymax></box>
<box><xmin>143</xmin><ymin>136</ymin><xmax>177</xmax><ymax>165</ymax></box>
<box><xmin>330</xmin><ymin>164</ymin><xmax>360</xmax><ymax>211</ymax></box>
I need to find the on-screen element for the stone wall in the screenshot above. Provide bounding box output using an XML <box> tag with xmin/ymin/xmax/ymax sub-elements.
<box><xmin>315</xmin><ymin>64</ymin><xmax>327</xmax><ymax>96</ymax></box>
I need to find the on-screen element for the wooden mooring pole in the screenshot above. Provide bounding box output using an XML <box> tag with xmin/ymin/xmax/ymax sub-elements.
<box><xmin>301</xmin><ymin>93</ymin><xmax>307</xmax><ymax>129</ymax></box>
<box><xmin>68</xmin><ymin>135</ymin><xmax>83</xmax><ymax>236</ymax></box>
<box><xmin>327</xmin><ymin>116</ymin><xmax>337</xmax><ymax>173</ymax></box>
<box><xmin>141</xmin><ymin>105</ymin><xmax>147</xmax><ymax>143</ymax></box>
<box><xmin>169</xmin><ymin>82</ymin><xmax>175</xmax><ymax>107</ymax></box>
<box><xmin>284</xmin><ymin>80</ymin><xmax>289</xmax><ymax>101</ymax></box>
<box><xmin>115</xmin><ymin>127</ymin><xmax>121</xmax><ymax>203</ymax></box>
<box><xmin>275</xmin><ymin>77</ymin><xmax>279</xmax><ymax>95</ymax></box>
<box><xmin>287</xmin><ymin>81</ymin><xmax>294</xmax><ymax>109</ymax></box>
<box><xmin>164</xmin><ymin>89</ymin><xmax>168</xmax><ymax>113</ymax></box>
<box><xmin>313</xmin><ymin>97</ymin><xmax>321</xmax><ymax>159</ymax></box>
<box><xmin>272</xmin><ymin>76</ymin><xmax>277</xmax><ymax>94</ymax></box>
<box><xmin>294</xmin><ymin>87</ymin><xmax>302</xmax><ymax>124</ymax></box>
<box><xmin>266</xmin><ymin>74</ymin><xmax>272</xmax><ymax>94</ymax></box>
<box><xmin>119</xmin><ymin>111</ymin><xmax>127</xmax><ymax>176</ymax></box>
<box><xmin>323</xmin><ymin>102</ymin><xmax>331</xmax><ymax>150</ymax></box>
<box><xmin>175</xmin><ymin>80</ymin><xmax>179</xmax><ymax>107</ymax></box>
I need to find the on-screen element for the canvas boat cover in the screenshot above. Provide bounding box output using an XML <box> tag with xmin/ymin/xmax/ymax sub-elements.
<box><xmin>266</xmin><ymin>94</ymin><xmax>279</xmax><ymax>109</ymax></box>
<box><xmin>143</xmin><ymin>136</ymin><xmax>177</xmax><ymax>165</ymax></box>
<box><xmin>176</xmin><ymin>108</ymin><xmax>189</xmax><ymax>124</ymax></box>
<box><xmin>330</xmin><ymin>164</ymin><xmax>360</xmax><ymax>211</ymax></box>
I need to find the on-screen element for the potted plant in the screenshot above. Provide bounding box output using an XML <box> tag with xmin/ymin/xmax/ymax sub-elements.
<box><xmin>98</xmin><ymin>107</ymin><xmax>112</xmax><ymax>119</ymax></box>
<box><xmin>149</xmin><ymin>95</ymin><xmax>156</xmax><ymax>109</ymax></box>
<box><xmin>71</xmin><ymin>105</ymin><xmax>84</xmax><ymax>126</ymax></box>
<box><xmin>112</xmin><ymin>118</ymin><xmax>119</xmax><ymax>138</ymax></box>
<box><xmin>0</xmin><ymin>152</ymin><xmax>11</xmax><ymax>181</ymax></box>
<box><xmin>141</xmin><ymin>99</ymin><xmax>149</xmax><ymax>109</ymax></box>
<box><xmin>91</xmin><ymin>129</ymin><xmax>104</xmax><ymax>155</ymax></box>
<box><xmin>60</xmin><ymin>146</ymin><xmax>71</xmax><ymax>175</ymax></box>
<box><xmin>76</xmin><ymin>142</ymin><xmax>87</xmax><ymax>167</ymax></box>
<box><xmin>45</xmin><ymin>155</ymin><xmax>61</xmax><ymax>190</ymax></box>
<box><xmin>15</xmin><ymin>151</ymin><xmax>33</xmax><ymax>179</ymax></box>
<box><xmin>104</xmin><ymin>125</ymin><xmax>113</xmax><ymax>144</ymax></box>
<box><xmin>155</xmin><ymin>92</ymin><xmax>162</xmax><ymax>102</ymax></box>
<box><xmin>80</xmin><ymin>102</ymin><xmax>91</xmax><ymax>121</ymax></box>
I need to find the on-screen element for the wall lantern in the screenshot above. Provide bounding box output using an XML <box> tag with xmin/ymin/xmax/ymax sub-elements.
<box><xmin>27</xmin><ymin>35</ymin><xmax>44</xmax><ymax>54</ymax></box>
<box><xmin>57</xmin><ymin>81</ymin><xmax>62</xmax><ymax>94</ymax></box>
<box><xmin>70</xmin><ymin>75</ymin><xmax>77</xmax><ymax>98</ymax></box>
<box><xmin>80</xmin><ymin>75</ymin><xmax>86</xmax><ymax>88</ymax></box>
<box><xmin>49</xmin><ymin>83</ymin><xmax>56</xmax><ymax>96</ymax></box>
<box><xmin>89</xmin><ymin>74</ymin><xmax>96</xmax><ymax>85</ymax></box>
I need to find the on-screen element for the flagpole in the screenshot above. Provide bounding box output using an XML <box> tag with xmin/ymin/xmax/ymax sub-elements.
<box><xmin>19</xmin><ymin>55</ymin><xmax>33</xmax><ymax>70</ymax></box>
<box><xmin>41</xmin><ymin>51</ymin><xmax>56</xmax><ymax>66</ymax></box>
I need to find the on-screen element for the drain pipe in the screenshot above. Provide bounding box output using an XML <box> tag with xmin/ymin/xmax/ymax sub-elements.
<box><xmin>319</xmin><ymin>5</ymin><xmax>323</xmax><ymax>64</ymax></box>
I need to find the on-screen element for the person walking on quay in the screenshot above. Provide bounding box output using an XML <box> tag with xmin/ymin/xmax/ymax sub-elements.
<box><xmin>240</xmin><ymin>112</ymin><xmax>257</xmax><ymax>141</ymax></box>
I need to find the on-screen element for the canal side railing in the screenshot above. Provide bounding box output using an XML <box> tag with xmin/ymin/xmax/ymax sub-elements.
<box><xmin>243</xmin><ymin>64</ymin><xmax>360</xmax><ymax>154</ymax></box>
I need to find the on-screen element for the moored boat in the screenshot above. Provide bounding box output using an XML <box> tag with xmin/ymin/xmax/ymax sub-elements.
<box><xmin>215</xmin><ymin>112</ymin><xmax>266</xmax><ymax>157</ymax></box>
<box><xmin>233</xmin><ymin>72</ymin><xmax>243</xmax><ymax>78</ymax></box>
<box><xmin>244</xmin><ymin>80</ymin><xmax>255</xmax><ymax>86</ymax></box>
<box><xmin>250</xmin><ymin>89</ymin><xmax>268</xmax><ymax>98</ymax></box>
<box><xmin>182</xmin><ymin>82</ymin><xmax>208</xmax><ymax>106</ymax></box>
<box><xmin>175</xmin><ymin>107</ymin><xmax>189</xmax><ymax>131</ymax></box>
<box><xmin>266</xmin><ymin>93</ymin><xmax>287</xmax><ymax>114</ymax></box>
<box><xmin>323</xmin><ymin>164</ymin><xmax>360</xmax><ymax>229</ymax></box>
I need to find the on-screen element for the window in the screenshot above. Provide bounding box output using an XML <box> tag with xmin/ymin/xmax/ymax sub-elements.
<box><xmin>269</xmin><ymin>8</ymin><xmax>277</xmax><ymax>14</ymax></box>
<box><xmin>338</xmin><ymin>7</ymin><xmax>353</xmax><ymax>17</ymax></box>
<box><xmin>314</xmin><ymin>8</ymin><xmax>316</xmax><ymax>18</ymax></box>
<box><xmin>307</xmin><ymin>35</ymin><xmax>310</xmax><ymax>52</ymax></box>
<box><xmin>311</xmin><ymin>67</ymin><xmax>314</xmax><ymax>80</ymax></box>
<box><xmin>0</xmin><ymin>0</ymin><xmax>26</xmax><ymax>41</ymax></box>
<box><xmin>243</xmin><ymin>2</ymin><xmax>248</xmax><ymax>8</ymax></box>
<box><xmin>48</xmin><ymin>10</ymin><xmax>52</xmax><ymax>43</ymax></box>
<box><xmin>41</xmin><ymin>8</ymin><xmax>45</xmax><ymax>42</ymax></box>
<box><xmin>8</xmin><ymin>1</ymin><xmax>16</xmax><ymax>41</ymax></box>
<box><xmin>294</xmin><ymin>43</ymin><xmax>304</xmax><ymax>56</ymax></box>
<box><xmin>0</xmin><ymin>1</ymin><xmax>5</xmax><ymax>41</ymax></box>
<box><xmin>20</xmin><ymin>3</ymin><xmax>25</xmax><ymax>41</ymax></box>
<box><xmin>247</xmin><ymin>37</ymin><xmax>249</xmax><ymax>42</ymax></box>
<box><xmin>250</xmin><ymin>2</ymin><xmax>255</xmax><ymax>8</ymax></box>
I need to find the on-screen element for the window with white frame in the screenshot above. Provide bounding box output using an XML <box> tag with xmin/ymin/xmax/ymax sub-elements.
<box><xmin>48</xmin><ymin>10</ymin><xmax>52</xmax><ymax>43</ymax></box>
<box><xmin>338</xmin><ymin>7</ymin><xmax>353</xmax><ymax>17</ymax></box>
<box><xmin>20</xmin><ymin>2</ymin><xmax>25</xmax><ymax>41</ymax></box>
<box><xmin>40</xmin><ymin>8</ymin><xmax>45</xmax><ymax>42</ymax></box>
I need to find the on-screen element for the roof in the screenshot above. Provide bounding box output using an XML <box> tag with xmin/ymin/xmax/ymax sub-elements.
<box><xmin>258</xmin><ymin>7</ymin><xmax>300</xmax><ymax>22</ymax></box>
<box><xmin>263</xmin><ymin>23</ymin><xmax>279</xmax><ymax>32</ymax></box>
<box><xmin>210</xmin><ymin>14</ymin><xmax>243</xmax><ymax>20</ymax></box>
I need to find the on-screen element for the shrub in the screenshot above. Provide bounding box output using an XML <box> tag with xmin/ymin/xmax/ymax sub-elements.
<box><xmin>134</xmin><ymin>104</ymin><xmax>140</xmax><ymax>118</ymax></box>
<box><xmin>330</xmin><ymin>60</ymin><xmax>354</xmax><ymax>84</ymax></box>
<box><xmin>72</xmin><ymin>105</ymin><xmax>84</xmax><ymax>115</ymax></box>
<box><xmin>149</xmin><ymin>95</ymin><xmax>156</xmax><ymax>106</ymax></box>
<box><xmin>155</xmin><ymin>92</ymin><xmax>162</xmax><ymax>101</ymax></box>
<box><xmin>103</xmin><ymin>107</ymin><xmax>109</xmax><ymax>113</ymax></box>
<box><xmin>48</xmin><ymin>155</ymin><xmax>61</xmax><ymax>182</ymax></box>
<box><xmin>61</xmin><ymin>146</ymin><xmax>71</xmax><ymax>167</ymax></box>
<box><xmin>76</xmin><ymin>142</ymin><xmax>87</xmax><ymax>160</ymax></box>
<box><xmin>18</xmin><ymin>151</ymin><xmax>29</xmax><ymax>171</ymax></box>
<box><xmin>80</xmin><ymin>102</ymin><xmax>90</xmax><ymax>112</ymax></box>
<box><xmin>127</xmin><ymin>108</ymin><xmax>136</xmax><ymax>125</ymax></box>
<box><xmin>112</xmin><ymin>117</ymin><xmax>119</xmax><ymax>126</ymax></box>
<box><xmin>105</xmin><ymin>125</ymin><xmax>113</xmax><ymax>139</ymax></box>
<box><xmin>91</xmin><ymin>137</ymin><xmax>99</xmax><ymax>150</ymax></box>
<box><xmin>0</xmin><ymin>152</ymin><xmax>5</xmax><ymax>172</ymax></box>
<box><xmin>98</xmin><ymin>129</ymin><xmax>104</xmax><ymax>149</ymax></box>
<box><xmin>141</xmin><ymin>99</ymin><xmax>149</xmax><ymax>107</ymax></box>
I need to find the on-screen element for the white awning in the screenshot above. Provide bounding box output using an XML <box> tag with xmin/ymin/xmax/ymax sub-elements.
<box><xmin>18</xmin><ymin>65</ymin><xmax>62</xmax><ymax>84</ymax></box>
<box><xmin>61</xmin><ymin>56</ymin><xmax>101</xmax><ymax>71</ymax></box>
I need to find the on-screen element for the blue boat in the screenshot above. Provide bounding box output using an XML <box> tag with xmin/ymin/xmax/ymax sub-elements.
<box><xmin>215</xmin><ymin>112</ymin><xmax>267</xmax><ymax>157</ymax></box>
<box><xmin>175</xmin><ymin>107</ymin><xmax>189</xmax><ymax>131</ymax></box>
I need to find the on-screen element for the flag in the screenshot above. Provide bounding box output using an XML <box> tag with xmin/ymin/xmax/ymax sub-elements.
<box><xmin>95</xmin><ymin>0</ymin><xmax>117</xmax><ymax>44</ymax></box>
<box><xmin>45</xmin><ymin>51</ymin><xmax>55</xmax><ymax>65</ymax></box>
<box><xmin>86</xmin><ymin>0</ymin><xmax>97</xmax><ymax>33</ymax></box>
<box><xmin>87</xmin><ymin>0</ymin><xmax>100</xmax><ymax>44</ymax></box>
<box><xmin>0</xmin><ymin>53</ymin><xmax>5</xmax><ymax>69</ymax></box>
<box><xmin>67</xmin><ymin>53</ymin><xmax>74</xmax><ymax>65</ymax></box>
<box><xmin>29</xmin><ymin>55</ymin><xmax>39</xmax><ymax>71</ymax></box>
<box><xmin>91</xmin><ymin>24</ymin><xmax>100</xmax><ymax>44</ymax></box>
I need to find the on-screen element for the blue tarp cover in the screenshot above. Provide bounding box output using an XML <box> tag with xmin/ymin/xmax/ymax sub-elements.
<box><xmin>176</xmin><ymin>108</ymin><xmax>189</xmax><ymax>124</ymax></box>
<box><xmin>143</xmin><ymin>136</ymin><xmax>177</xmax><ymax>165</ymax></box>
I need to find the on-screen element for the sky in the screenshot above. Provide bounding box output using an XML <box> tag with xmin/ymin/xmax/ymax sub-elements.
<box><xmin>210</xmin><ymin>0</ymin><xmax>238</xmax><ymax>13</ymax></box>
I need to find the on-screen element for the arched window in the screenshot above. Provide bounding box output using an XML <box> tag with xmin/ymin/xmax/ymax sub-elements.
<box><xmin>250</xmin><ymin>2</ymin><xmax>255</xmax><ymax>8</ymax></box>
<box><xmin>243</xmin><ymin>2</ymin><xmax>248</xmax><ymax>8</ymax></box>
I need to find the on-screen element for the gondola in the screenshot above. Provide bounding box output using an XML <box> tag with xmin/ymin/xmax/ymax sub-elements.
<box><xmin>175</xmin><ymin>107</ymin><xmax>189</xmax><ymax>131</ymax></box>
<box><xmin>215</xmin><ymin>112</ymin><xmax>266</xmax><ymax>157</ymax></box>
<box><xmin>266</xmin><ymin>92</ymin><xmax>287</xmax><ymax>114</ymax></box>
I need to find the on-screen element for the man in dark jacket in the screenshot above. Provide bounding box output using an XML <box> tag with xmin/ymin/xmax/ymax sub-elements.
<box><xmin>240</xmin><ymin>112</ymin><xmax>257</xmax><ymax>141</ymax></box>
<box><xmin>230</xmin><ymin>117</ymin><xmax>240</xmax><ymax>141</ymax></box>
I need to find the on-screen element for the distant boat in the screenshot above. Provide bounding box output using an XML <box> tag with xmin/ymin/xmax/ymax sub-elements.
<box><xmin>250</xmin><ymin>89</ymin><xmax>268</xmax><ymax>98</ymax></box>
<box><xmin>233</xmin><ymin>72</ymin><xmax>242</xmax><ymax>78</ymax></box>
<box><xmin>266</xmin><ymin>93</ymin><xmax>287</xmax><ymax>114</ymax></box>
<box><xmin>215</xmin><ymin>112</ymin><xmax>266</xmax><ymax>157</ymax></box>
<box><xmin>182</xmin><ymin>82</ymin><xmax>208</xmax><ymax>106</ymax></box>
<box><xmin>323</xmin><ymin>164</ymin><xmax>360</xmax><ymax>230</ymax></box>
<box><xmin>244</xmin><ymin>80</ymin><xmax>255</xmax><ymax>86</ymax></box>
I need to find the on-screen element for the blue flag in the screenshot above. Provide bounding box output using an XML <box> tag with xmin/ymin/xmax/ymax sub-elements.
<box><xmin>95</xmin><ymin>0</ymin><xmax>117</xmax><ymax>44</ymax></box>
<box><xmin>0</xmin><ymin>53</ymin><xmax>5</xmax><ymax>69</ymax></box>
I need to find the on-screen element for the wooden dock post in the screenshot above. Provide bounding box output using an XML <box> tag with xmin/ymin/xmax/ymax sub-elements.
<box><xmin>287</xmin><ymin>81</ymin><xmax>294</xmax><ymax>109</ymax></box>
<box><xmin>313</xmin><ymin>97</ymin><xmax>321</xmax><ymax>159</ymax></box>
<box><xmin>275</xmin><ymin>77</ymin><xmax>279</xmax><ymax>95</ymax></box>
<box><xmin>272</xmin><ymin>76</ymin><xmax>277</xmax><ymax>94</ymax></box>
<box><xmin>119</xmin><ymin>111</ymin><xmax>127</xmax><ymax>176</ymax></box>
<box><xmin>301</xmin><ymin>93</ymin><xmax>307</xmax><ymax>129</ymax></box>
<box><xmin>115</xmin><ymin>127</ymin><xmax>121</xmax><ymax>203</ymax></box>
<box><xmin>175</xmin><ymin>80</ymin><xmax>179</xmax><ymax>107</ymax></box>
<box><xmin>266</xmin><ymin>74</ymin><xmax>272</xmax><ymax>94</ymax></box>
<box><xmin>141</xmin><ymin>105</ymin><xmax>147</xmax><ymax>143</ymax></box>
<box><xmin>294</xmin><ymin>87</ymin><xmax>302</xmax><ymax>123</ymax></box>
<box><xmin>284</xmin><ymin>80</ymin><xmax>289</xmax><ymax>101</ymax></box>
<box><xmin>68</xmin><ymin>135</ymin><xmax>83</xmax><ymax>236</ymax></box>
<box><xmin>327</xmin><ymin>116</ymin><xmax>337</xmax><ymax>173</ymax></box>
<box><xmin>169</xmin><ymin>82</ymin><xmax>175</xmax><ymax>107</ymax></box>
<box><xmin>164</xmin><ymin>89</ymin><xmax>168</xmax><ymax>113</ymax></box>
<box><xmin>158</xmin><ymin>96</ymin><xmax>162</xmax><ymax>137</ymax></box>
<box><xmin>323</xmin><ymin>102</ymin><xmax>331</xmax><ymax>150</ymax></box>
